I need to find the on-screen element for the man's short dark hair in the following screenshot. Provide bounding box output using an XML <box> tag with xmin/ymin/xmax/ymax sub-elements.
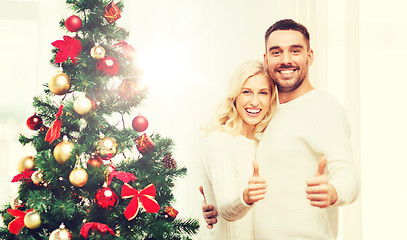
<box><xmin>265</xmin><ymin>19</ymin><xmax>310</xmax><ymax>50</ymax></box>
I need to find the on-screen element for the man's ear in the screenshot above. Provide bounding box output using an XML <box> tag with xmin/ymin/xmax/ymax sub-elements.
<box><xmin>307</xmin><ymin>49</ymin><xmax>314</xmax><ymax>67</ymax></box>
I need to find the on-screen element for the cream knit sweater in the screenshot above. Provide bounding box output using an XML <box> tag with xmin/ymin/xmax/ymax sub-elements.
<box><xmin>201</xmin><ymin>130</ymin><xmax>256</xmax><ymax>240</ymax></box>
<box><xmin>255</xmin><ymin>89</ymin><xmax>360</xmax><ymax>240</ymax></box>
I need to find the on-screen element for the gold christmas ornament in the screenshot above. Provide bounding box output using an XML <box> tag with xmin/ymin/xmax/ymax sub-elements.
<box><xmin>69</xmin><ymin>168</ymin><xmax>88</xmax><ymax>187</ymax></box>
<box><xmin>17</xmin><ymin>156</ymin><xmax>35</xmax><ymax>173</ymax></box>
<box><xmin>24</xmin><ymin>211</ymin><xmax>41</xmax><ymax>229</ymax></box>
<box><xmin>90</xmin><ymin>45</ymin><xmax>106</xmax><ymax>59</ymax></box>
<box><xmin>31</xmin><ymin>170</ymin><xmax>44</xmax><ymax>185</ymax></box>
<box><xmin>73</xmin><ymin>96</ymin><xmax>92</xmax><ymax>115</ymax></box>
<box><xmin>49</xmin><ymin>223</ymin><xmax>72</xmax><ymax>240</ymax></box>
<box><xmin>49</xmin><ymin>73</ymin><xmax>71</xmax><ymax>95</ymax></box>
<box><xmin>53</xmin><ymin>137</ymin><xmax>74</xmax><ymax>164</ymax></box>
<box><xmin>96</xmin><ymin>136</ymin><xmax>118</xmax><ymax>160</ymax></box>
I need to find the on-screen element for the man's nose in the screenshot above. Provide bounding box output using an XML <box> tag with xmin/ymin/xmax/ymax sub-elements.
<box><xmin>281</xmin><ymin>52</ymin><xmax>293</xmax><ymax>64</ymax></box>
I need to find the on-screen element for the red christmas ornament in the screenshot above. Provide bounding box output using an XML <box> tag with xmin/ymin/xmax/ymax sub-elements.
<box><xmin>118</xmin><ymin>78</ymin><xmax>139</xmax><ymax>100</ymax></box>
<box><xmin>107</xmin><ymin>170</ymin><xmax>137</xmax><ymax>185</ymax></box>
<box><xmin>96</xmin><ymin>56</ymin><xmax>119</xmax><ymax>76</ymax></box>
<box><xmin>165</xmin><ymin>206</ymin><xmax>179</xmax><ymax>219</ymax></box>
<box><xmin>52</xmin><ymin>36</ymin><xmax>82</xmax><ymax>65</ymax></box>
<box><xmin>65</xmin><ymin>15</ymin><xmax>82</xmax><ymax>32</ymax></box>
<box><xmin>104</xmin><ymin>1</ymin><xmax>121</xmax><ymax>24</ymax></box>
<box><xmin>87</xmin><ymin>154</ymin><xmax>103</xmax><ymax>168</ymax></box>
<box><xmin>80</xmin><ymin>222</ymin><xmax>115</xmax><ymax>238</ymax></box>
<box><xmin>132</xmin><ymin>114</ymin><xmax>148</xmax><ymax>132</ymax></box>
<box><xmin>95</xmin><ymin>186</ymin><xmax>119</xmax><ymax>209</ymax></box>
<box><xmin>26</xmin><ymin>114</ymin><xmax>43</xmax><ymax>130</ymax></box>
<box><xmin>45</xmin><ymin>105</ymin><xmax>64</xmax><ymax>144</ymax></box>
<box><xmin>112</xmin><ymin>41</ymin><xmax>136</xmax><ymax>59</ymax></box>
<box><xmin>135</xmin><ymin>133</ymin><xmax>155</xmax><ymax>155</ymax></box>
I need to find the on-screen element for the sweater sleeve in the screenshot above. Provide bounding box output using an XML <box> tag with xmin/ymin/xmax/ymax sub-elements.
<box><xmin>308</xmin><ymin>97</ymin><xmax>360</xmax><ymax>206</ymax></box>
<box><xmin>201</xmin><ymin>132</ymin><xmax>253</xmax><ymax>221</ymax></box>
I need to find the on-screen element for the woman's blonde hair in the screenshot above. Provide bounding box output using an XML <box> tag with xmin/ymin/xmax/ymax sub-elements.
<box><xmin>203</xmin><ymin>60</ymin><xmax>277</xmax><ymax>141</ymax></box>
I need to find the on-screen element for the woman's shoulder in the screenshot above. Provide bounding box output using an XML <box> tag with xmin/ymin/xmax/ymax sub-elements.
<box><xmin>205</xmin><ymin>130</ymin><xmax>233</xmax><ymax>141</ymax></box>
<box><xmin>204</xmin><ymin>130</ymin><xmax>235</xmax><ymax>149</ymax></box>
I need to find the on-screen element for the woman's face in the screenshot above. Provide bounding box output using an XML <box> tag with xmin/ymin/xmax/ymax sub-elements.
<box><xmin>235</xmin><ymin>74</ymin><xmax>272</xmax><ymax>135</ymax></box>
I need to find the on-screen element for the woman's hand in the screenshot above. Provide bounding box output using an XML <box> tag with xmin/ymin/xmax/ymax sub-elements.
<box><xmin>243</xmin><ymin>160</ymin><xmax>267</xmax><ymax>205</ymax></box>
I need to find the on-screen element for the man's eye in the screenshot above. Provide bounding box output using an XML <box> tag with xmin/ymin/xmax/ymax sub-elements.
<box><xmin>271</xmin><ymin>51</ymin><xmax>280</xmax><ymax>56</ymax></box>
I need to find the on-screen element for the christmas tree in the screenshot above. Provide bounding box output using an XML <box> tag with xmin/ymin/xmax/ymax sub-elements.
<box><xmin>0</xmin><ymin>0</ymin><xmax>199</xmax><ymax>239</ymax></box>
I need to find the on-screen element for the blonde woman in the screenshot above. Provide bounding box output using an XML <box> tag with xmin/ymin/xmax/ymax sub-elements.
<box><xmin>200</xmin><ymin>60</ymin><xmax>277</xmax><ymax>240</ymax></box>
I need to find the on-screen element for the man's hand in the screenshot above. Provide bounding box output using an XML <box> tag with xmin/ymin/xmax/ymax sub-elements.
<box><xmin>243</xmin><ymin>160</ymin><xmax>267</xmax><ymax>205</ymax></box>
<box><xmin>199</xmin><ymin>185</ymin><xmax>218</xmax><ymax>229</ymax></box>
<box><xmin>306</xmin><ymin>155</ymin><xmax>338</xmax><ymax>208</ymax></box>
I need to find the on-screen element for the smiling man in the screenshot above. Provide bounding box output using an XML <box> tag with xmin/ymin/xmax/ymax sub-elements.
<box><xmin>254</xmin><ymin>19</ymin><xmax>360</xmax><ymax>240</ymax></box>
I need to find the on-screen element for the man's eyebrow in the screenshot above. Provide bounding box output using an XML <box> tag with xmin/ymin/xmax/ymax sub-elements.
<box><xmin>291</xmin><ymin>44</ymin><xmax>305</xmax><ymax>49</ymax></box>
<box><xmin>268</xmin><ymin>44</ymin><xmax>305</xmax><ymax>52</ymax></box>
<box><xmin>268</xmin><ymin>46</ymin><xmax>280</xmax><ymax>52</ymax></box>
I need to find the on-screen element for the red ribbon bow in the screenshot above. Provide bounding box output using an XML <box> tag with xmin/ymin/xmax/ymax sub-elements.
<box><xmin>45</xmin><ymin>105</ymin><xmax>64</xmax><ymax>143</ymax></box>
<box><xmin>7</xmin><ymin>209</ymin><xmax>33</xmax><ymax>235</ymax></box>
<box><xmin>80</xmin><ymin>222</ymin><xmax>115</xmax><ymax>238</ymax></box>
<box><xmin>121</xmin><ymin>183</ymin><xmax>160</xmax><ymax>221</ymax></box>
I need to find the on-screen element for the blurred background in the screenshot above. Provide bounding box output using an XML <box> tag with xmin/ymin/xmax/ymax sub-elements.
<box><xmin>1</xmin><ymin>0</ymin><xmax>406</xmax><ymax>239</ymax></box>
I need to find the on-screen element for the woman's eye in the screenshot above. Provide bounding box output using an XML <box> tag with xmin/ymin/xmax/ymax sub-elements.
<box><xmin>260</xmin><ymin>91</ymin><xmax>269</xmax><ymax>95</ymax></box>
<box><xmin>242</xmin><ymin>90</ymin><xmax>251</xmax><ymax>94</ymax></box>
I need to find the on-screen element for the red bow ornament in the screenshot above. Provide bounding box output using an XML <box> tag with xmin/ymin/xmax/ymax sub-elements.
<box><xmin>121</xmin><ymin>183</ymin><xmax>160</xmax><ymax>221</ymax></box>
<box><xmin>7</xmin><ymin>209</ymin><xmax>33</xmax><ymax>235</ymax></box>
<box><xmin>45</xmin><ymin>105</ymin><xmax>64</xmax><ymax>143</ymax></box>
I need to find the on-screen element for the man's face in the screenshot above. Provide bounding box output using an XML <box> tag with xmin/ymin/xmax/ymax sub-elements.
<box><xmin>264</xmin><ymin>30</ymin><xmax>313</xmax><ymax>93</ymax></box>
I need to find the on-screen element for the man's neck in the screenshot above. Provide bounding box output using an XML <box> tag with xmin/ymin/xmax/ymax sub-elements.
<box><xmin>278</xmin><ymin>83</ymin><xmax>315</xmax><ymax>104</ymax></box>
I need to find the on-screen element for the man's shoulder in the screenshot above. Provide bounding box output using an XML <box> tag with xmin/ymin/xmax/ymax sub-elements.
<box><xmin>311</xmin><ymin>89</ymin><xmax>346</xmax><ymax>111</ymax></box>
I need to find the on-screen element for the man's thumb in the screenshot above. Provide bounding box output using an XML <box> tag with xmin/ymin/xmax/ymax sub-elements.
<box><xmin>253</xmin><ymin>160</ymin><xmax>260</xmax><ymax>177</ymax></box>
<box><xmin>315</xmin><ymin>155</ymin><xmax>327</xmax><ymax>176</ymax></box>
<box><xmin>199</xmin><ymin>185</ymin><xmax>206</xmax><ymax>200</ymax></box>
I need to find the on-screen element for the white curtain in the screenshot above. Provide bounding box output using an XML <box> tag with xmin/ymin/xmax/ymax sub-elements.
<box><xmin>2</xmin><ymin>0</ymin><xmax>407</xmax><ymax>239</ymax></box>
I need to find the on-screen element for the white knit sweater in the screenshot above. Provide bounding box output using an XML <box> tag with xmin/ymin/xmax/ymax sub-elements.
<box><xmin>201</xmin><ymin>130</ymin><xmax>256</xmax><ymax>240</ymax></box>
<box><xmin>255</xmin><ymin>89</ymin><xmax>360</xmax><ymax>240</ymax></box>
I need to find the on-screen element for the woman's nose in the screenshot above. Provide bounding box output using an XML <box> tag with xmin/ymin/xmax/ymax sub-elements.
<box><xmin>250</xmin><ymin>95</ymin><xmax>259</xmax><ymax>106</ymax></box>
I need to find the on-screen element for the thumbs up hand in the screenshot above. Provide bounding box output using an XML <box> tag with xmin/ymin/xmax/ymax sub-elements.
<box><xmin>243</xmin><ymin>160</ymin><xmax>267</xmax><ymax>205</ymax></box>
<box><xmin>305</xmin><ymin>155</ymin><xmax>338</xmax><ymax>208</ymax></box>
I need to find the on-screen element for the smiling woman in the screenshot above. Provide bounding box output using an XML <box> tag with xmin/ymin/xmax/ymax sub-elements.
<box><xmin>200</xmin><ymin>60</ymin><xmax>277</xmax><ymax>240</ymax></box>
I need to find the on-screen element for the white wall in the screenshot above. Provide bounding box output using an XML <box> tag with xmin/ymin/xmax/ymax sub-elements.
<box><xmin>360</xmin><ymin>0</ymin><xmax>407</xmax><ymax>239</ymax></box>
<box><xmin>1</xmin><ymin>0</ymin><xmax>407</xmax><ymax>239</ymax></box>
